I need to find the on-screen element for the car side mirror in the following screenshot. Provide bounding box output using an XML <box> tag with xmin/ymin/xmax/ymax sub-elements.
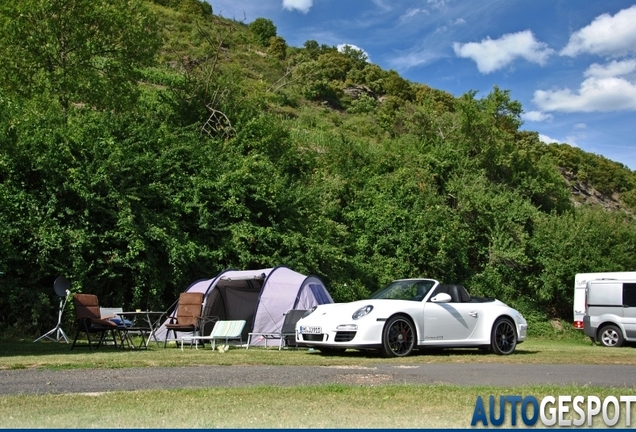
<box><xmin>430</xmin><ymin>293</ymin><xmax>452</xmax><ymax>303</ymax></box>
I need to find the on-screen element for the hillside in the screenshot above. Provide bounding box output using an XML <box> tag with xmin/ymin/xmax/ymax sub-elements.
<box><xmin>1</xmin><ymin>0</ymin><xmax>636</xmax><ymax>337</ymax></box>
<box><xmin>149</xmin><ymin>1</ymin><xmax>636</xmax><ymax>215</ymax></box>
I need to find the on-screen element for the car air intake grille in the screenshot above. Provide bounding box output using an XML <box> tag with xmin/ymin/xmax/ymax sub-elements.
<box><xmin>334</xmin><ymin>331</ymin><xmax>356</xmax><ymax>342</ymax></box>
<box><xmin>302</xmin><ymin>334</ymin><xmax>325</xmax><ymax>342</ymax></box>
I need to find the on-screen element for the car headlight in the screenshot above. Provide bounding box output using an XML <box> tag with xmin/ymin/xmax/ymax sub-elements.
<box><xmin>352</xmin><ymin>305</ymin><xmax>373</xmax><ymax>320</ymax></box>
<box><xmin>514</xmin><ymin>311</ymin><xmax>526</xmax><ymax>324</ymax></box>
<box><xmin>303</xmin><ymin>306</ymin><xmax>317</xmax><ymax>319</ymax></box>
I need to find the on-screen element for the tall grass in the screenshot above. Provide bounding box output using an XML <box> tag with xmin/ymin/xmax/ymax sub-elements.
<box><xmin>1</xmin><ymin>384</ymin><xmax>632</xmax><ymax>428</ymax></box>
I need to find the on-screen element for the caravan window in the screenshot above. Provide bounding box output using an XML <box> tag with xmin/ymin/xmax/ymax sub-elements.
<box><xmin>623</xmin><ymin>283</ymin><xmax>636</xmax><ymax>307</ymax></box>
<box><xmin>587</xmin><ymin>282</ymin><xmax>622</xmax><ymax>306</ymax></box>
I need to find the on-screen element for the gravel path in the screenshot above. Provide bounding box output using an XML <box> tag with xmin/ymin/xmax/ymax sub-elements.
<box><xmin>2</xmin><ymin>363</ymin><xmax>636</xmax><ymax>395</ymax></box>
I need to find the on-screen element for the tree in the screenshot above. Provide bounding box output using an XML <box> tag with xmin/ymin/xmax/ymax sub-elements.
<box><xmin>0</xmin><ymin>0</ymin><xmax>160</xmax><ymax>111</ymax></box>
<box><xmin>249</xmin><ymin>18</ymin><xmax>276</xmax><ymax>47</ymax></box>
<box><xmin>268</xmin><ymin>36</ymin><xmax>287</xmax><ymax>60</ymax></box>
<box><xmin>481</xmin><ymin>85</ymin><xmax>523</xmax><ymax>132</ymax></box>
<box><xmin>383</xmin><ymin>70</ymin><xmax>414</xmax><ymax>101</ymax></box>
<box><xmin>360</xmin><ymin>64</ymin><xmax>386</xmax><ymax>94</ymax></box>
<box><xmin>317</xmin><ymin>52</ymin><xmax>351</xmax><ymax>81</ymax></box>
<box><xmin>529</xmin><ymin>208</ymin><xmax>636</xmax><ymax>318</ymax></box>
<box><xmin>178</xmin><ymin>0</ymin><xmax>213</xmax><ymax>17</ymax></box>
<box><xmin>339</xmin><ymin>44</ymin><xmax>368</xmax><ymax>70</ymax></box>
<box><xmin>303</xmin><ymin>40</ymin><xmax>320</xmax><ymax>59</ymax></box>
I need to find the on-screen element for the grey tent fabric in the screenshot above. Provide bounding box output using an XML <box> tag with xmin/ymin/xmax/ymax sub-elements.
<box><xmin>154</xmin><ymin>266</ymin><xmax>333</xmax><ymax>346</ymax></box>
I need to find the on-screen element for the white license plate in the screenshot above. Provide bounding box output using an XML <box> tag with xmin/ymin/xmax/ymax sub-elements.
<box><xmin>300</xmin><ymin>326</ymin><xmax>322</xmax><ymax>334</ymax></box>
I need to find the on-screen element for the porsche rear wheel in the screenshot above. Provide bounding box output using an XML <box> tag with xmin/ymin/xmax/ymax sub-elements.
<box><xmin>381</xmin><ymin>315</ymin><xmax>415</xmax><ymax>357</ymax></box>
<box><xmin>490</xmin><ymin>317</ymin><xmax>517</xmax><ymax>355</ymax></box>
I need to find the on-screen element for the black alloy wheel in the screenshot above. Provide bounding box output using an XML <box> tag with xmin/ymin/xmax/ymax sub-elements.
<box><xmin>381</xmin><ymin>315</ymin><xmax>415</xmax><ymax>357</ymax></box>
<box><xmin>490</xmin><ymin>317</ymin><xmax>517</xmax><ymax>355</ymax></box>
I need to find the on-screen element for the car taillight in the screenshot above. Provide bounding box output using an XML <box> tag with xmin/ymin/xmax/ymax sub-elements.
<box><xmin>573</xmin><ymin>321</ymin><xmax>584</xmax><ymax>329</ymax></box>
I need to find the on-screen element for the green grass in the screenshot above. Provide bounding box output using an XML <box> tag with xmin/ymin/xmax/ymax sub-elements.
<box><xmin>2</xmin><ymin>336</ymin><xmax>636</xmax><ymax>428</ymax></box>
<box><xmin>1</xmin><ymin>384</ymin><xmax>633</xmax><ymax>428</ymax></box>
<box><xmin>2</xmin><ymin>335</ymin><xmax>636</xmax><ymax>371</ymax></box>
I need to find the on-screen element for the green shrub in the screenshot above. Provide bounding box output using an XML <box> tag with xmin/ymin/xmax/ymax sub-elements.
<box><xmin>249</xmin><ymin>18</ymin><xmax>277</xmax><ymax>46</ymax></box>
<box><xmin>346</xmin><ymin>93</ymin><xmax>377</xmax><ymax>114</ymax></box>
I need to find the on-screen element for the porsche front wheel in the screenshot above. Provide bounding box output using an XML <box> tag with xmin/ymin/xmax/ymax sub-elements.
<box><xmin>490</xmin><ymin>317</ymin><xmax>517</xmax><ymax>355</ymax></box>
<box><xmin>381</xmin><ymin>315</ymin><xmax>415</xmax><ymax>357</ymax></box>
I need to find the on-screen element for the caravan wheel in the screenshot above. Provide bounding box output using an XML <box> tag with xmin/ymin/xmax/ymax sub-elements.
<box><xmin>599</xmin><ymin>325</ymin><xmax>624</xmax><ymax>347</ymax></box>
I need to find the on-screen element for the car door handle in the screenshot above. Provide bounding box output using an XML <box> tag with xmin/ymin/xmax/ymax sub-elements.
<box><xmin>469</xmin><ymin>311</ymin><xmax>478</xmax><ymax>317</ymax></box>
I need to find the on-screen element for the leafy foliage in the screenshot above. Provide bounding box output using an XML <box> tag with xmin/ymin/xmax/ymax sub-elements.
<box><xmin>268</xmin><ymin>36</ymin><xmax>287</xmax><ymax>60</ymax></box>
<box><xmin>0</xmin><ymin>0</ymin><xmax>161</xmax><ymax>111</ymax></box>
<box><xmin>339</xmin><ymin>44</ymin><xmax>368</xmax><ymax>70</ymax></box>
<box><xmin>1</xmin><ymin>2</ymin><xmax>636</xmax><ymax>338</ymax></box>
<box><xmin>248</xmin><ymin>18</ymin><xmax>277</xmax><ymax>46</ymax></box>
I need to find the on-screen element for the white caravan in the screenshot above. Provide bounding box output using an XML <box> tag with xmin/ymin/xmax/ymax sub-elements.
<box><xmin>573</xmin><ymin>272</ymin><xmax>636</xmax><ymax>329</ymax></box>
<box><xmin>583</xmin><ymin>279</ymin><xmax>636</xmax><ymax>347</ymax></box>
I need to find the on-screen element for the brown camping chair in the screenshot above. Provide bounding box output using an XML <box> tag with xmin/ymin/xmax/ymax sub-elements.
<box><xmin>71</xmin><ymin>294</ymin><xmax>121</xmax><ymax>351</ymax></box>
<box><xmin>164</xmin><ymin>292</ymin><xmax>204</xmax><ymax>347</ymax></box>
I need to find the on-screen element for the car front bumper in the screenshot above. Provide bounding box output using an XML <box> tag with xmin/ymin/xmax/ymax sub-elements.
<box><xmin>296</xmin><ymin>318</ymin><xmax>385</xmax><ymax>349</ymax></box>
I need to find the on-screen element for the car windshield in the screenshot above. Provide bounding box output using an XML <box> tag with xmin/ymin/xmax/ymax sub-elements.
<box><xmin>370</xmin><ymin>279</ymin><xmax>437</xmax><ymax>301</ymax></box>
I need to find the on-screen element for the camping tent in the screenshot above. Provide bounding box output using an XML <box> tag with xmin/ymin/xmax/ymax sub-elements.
<box><xmin>154</xmin><ymin>266</ymin><xmax>333</xmax><ymax>346</ymax></box>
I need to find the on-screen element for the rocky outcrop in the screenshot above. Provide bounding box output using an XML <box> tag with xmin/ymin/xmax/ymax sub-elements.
<box><xmin>343</xmin><ymin>85</ymin><xmax>377</xmax><ymax>100</ymax></box>
<box><xmin>561</xmin><ymin>169</ymin><xmax>627</xmax><ymax>213</ymax></box>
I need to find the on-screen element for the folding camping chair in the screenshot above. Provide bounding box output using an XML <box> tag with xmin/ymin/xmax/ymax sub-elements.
<box><xmin>164</xmin><ymin>292</ymin><xmax>205</xmax><ymax>347</ymax></box>
<box><xmin>246</xmin><ymin>309</ymin><xmax>307</xmax><ymax>350</ymax></box>
<box><xmin>71</xmin><ymin>294</ymin><xmax>123</xmax><ymax>351</ymax></box>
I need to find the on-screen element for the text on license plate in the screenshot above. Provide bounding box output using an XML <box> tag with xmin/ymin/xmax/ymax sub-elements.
<box><xmin>300</xmin><ymin>326</ymin><xmax>322</xmax><ymax>334</ymax></box>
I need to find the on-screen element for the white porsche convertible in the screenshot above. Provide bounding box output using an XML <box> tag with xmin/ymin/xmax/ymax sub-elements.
<box><xmin>296</xmin><ymin>278</ymin><xmax>527</xmax><ymax>357</ymax></box>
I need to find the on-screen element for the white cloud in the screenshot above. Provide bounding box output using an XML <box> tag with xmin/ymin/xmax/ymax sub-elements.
<box><xmin>371</xmin><ymin>0</ymin><xmax>392</xmax><ymax>12</ymax></box>
<box><xmin>538</xmin><ymin>133</ymin><xmax>582</xmax><ymax>147</ymax></box>
<box><xmin>400</xmin><ymin>8</ymin><xmax>429</xmax><ymax>21</ymax></box>
<box><xmin>534</xmin><ymin>59</ymin><xmax>636</xmax><ymax>113</ymax></box>
<box><xmin>538</xmin><ymin>134</ymin><xmax>561</xmax><ymax>144</ymax></box>
<box><xmin>427</xmin><ymin>0</ymin><xmax>448</xmax><ymax>10</ymax></box>
<box><xmin>282</xmin><ymin>0</ymin><xmax>312</xmax><ymax>14</ymax></box>
<box><xmin>523</xmin><ymin>111</ymin><xmax>553</xmax><ymax>122</ymax></box>
<box><xmin>561</xmin><ymin>5</ymin><xmax>636</xmax><ymax>58</ymax></box>
<box><xmin>389</xmin><ymin>49</ymin><xmax>444</xmax><ymax>70</ymax></box>
<box><xmin>584</xmin><ymin>59</ymin><xmax>636</xmax><ymax>78</ymax></box>
<box><xmin>565</xmin><ymin>133</ymin><xmax>583</xmax><ymax>147</ymax></box>
<box><xmin>453</xmin><ymin>30</ymin><xmax>554</xmax><ymax>74</ymax></box>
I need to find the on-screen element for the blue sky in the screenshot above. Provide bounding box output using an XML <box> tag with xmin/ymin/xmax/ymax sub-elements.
<box><xmin>210</xmin><ymin>0</ymin><xmax>636</xmax><ymax>170</ymax></box>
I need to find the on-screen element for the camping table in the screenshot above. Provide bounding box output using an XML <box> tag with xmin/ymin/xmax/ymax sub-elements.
<box><xmin>117</xmin><ymin>311</ymin><xmax>166</xmax><ymax>348</ymax></box>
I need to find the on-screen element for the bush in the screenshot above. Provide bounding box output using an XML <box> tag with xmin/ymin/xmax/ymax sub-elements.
<box><xmin>268</xmin><ymin>36</ymin><xmax>287</xmax><ymax>60</ymax></box>
<box><xmin>346</xmin><ymin>93</ymin><xmax>377</xmax><ymax>114</ymax></box>
<box><xmin>249</xmin><ymin>18</ymin><xmax>276</xmax><ymax>46</ymax></box>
